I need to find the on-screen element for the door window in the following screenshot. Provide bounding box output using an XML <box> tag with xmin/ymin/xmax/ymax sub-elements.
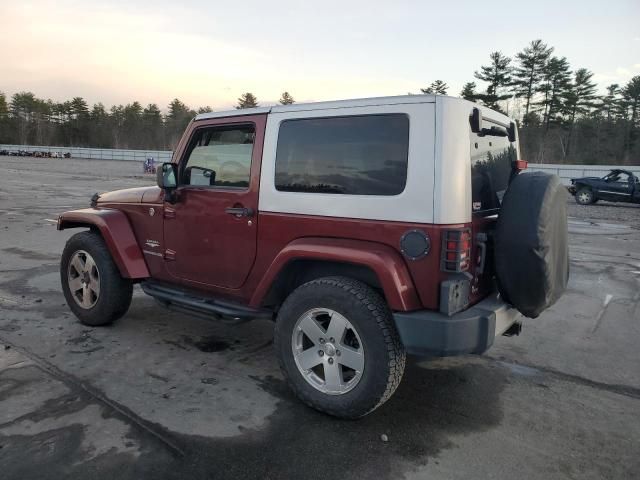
<box><xmin>181</xmin><ymin>124</ymin><xmax>255</xmax><ymax>188</ymax></box>
<box><xmin>604</xmin><ymin>171</ymin><xmax>630</xmax><ymax>184</ymax></box>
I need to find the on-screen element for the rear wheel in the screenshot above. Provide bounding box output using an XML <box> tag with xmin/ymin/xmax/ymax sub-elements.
<box><xmin>61</xmin><ymin>231</ymin><xmax>133</xmax><ymax>326</ymax></box>
<box><xmin>274</xmin><ymin>276</ymin><xmax>405</xmax><ymax>418</ymax></box>
<box><xmin>575</xmin><ymin>187</ymin><xmax>594</xmax><ymax>205</ymax></box>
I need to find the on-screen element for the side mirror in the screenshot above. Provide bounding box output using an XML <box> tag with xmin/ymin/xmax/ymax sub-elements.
<box><xmin>157</xmin><ymin>162</ymin><xmax>177</xmax><ymax>189</ymax></box>
<box><xmin>157</xmin><ymin>163</ymin><xmax>178</xmax><ymax>203</ymax></box>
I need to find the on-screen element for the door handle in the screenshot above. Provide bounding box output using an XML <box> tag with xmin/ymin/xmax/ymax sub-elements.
<box><xmin>225</xmin><ymin>206</ymin><xmax>254</xmax><ymax>217</ymax></box>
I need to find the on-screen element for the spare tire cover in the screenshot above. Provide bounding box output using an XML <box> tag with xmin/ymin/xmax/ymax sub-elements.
<box><xmin>494</xmin><ymin>172</ymin><xmax>569</xmax><ymax>318</ymax></box>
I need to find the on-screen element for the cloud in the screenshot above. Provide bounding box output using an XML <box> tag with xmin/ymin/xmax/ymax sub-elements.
<box><xmin>593</xmin><ymin>64</ymin><xmax>640</xmax><ymax>87</ymax></box>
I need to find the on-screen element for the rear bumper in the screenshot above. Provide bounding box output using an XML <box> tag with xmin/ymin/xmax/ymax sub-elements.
<box><xmin>392</xmin><ymin>293</ymin><xmax>521</xmax><ymax>356</ymax></box>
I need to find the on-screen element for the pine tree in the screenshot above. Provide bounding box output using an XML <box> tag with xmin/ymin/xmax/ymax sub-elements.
<box><xmin>621</xmin><ymin>76</ymin><xmax>640</xmax><ymax>160</ymax></box>
<box><xmin>236</xmin><ymin>92</ymin><xmax>259</xmax><ymax>109</ymax></box>
<box><xmin>0</xmin><ymin>92</ymin><xmax>9</xmax><ymax>143</ymax></box>
<box><xmin>474</xmin><ymin>52</ymin><xmax>512</xmax><ymax>112</ymax></box>
<box><xmin>512</xmin><ymin>40</ymin><xmax>553</xmax><ymax>125</ymax></box>
<box><xmin>601</xmin><ymin>84</ymin><xmax>621</xmax><ymax>121</ymax></box>
<box><xmin>197</xmin><ymin>106</ymin><xmax>213</xmax><ymax>113</ymax></box>
<box><xmin>142</xmin><ymin>103</ymin><xmax>163</xmax><ymax>149</ymax></box>
<box><xmin>166</xmin><ymin>99</ymin><xmax>195</xmax><ymax>149</ymax></box>
<box><xmin>279</xmin><ymin>92</ymin><xmax>295</xmax><ymax>105</ymax></box>
<box><xmin>421</xmin><ymin>80</ymin><xmax>448</xmax><ymax>95</ymax></box>
<box><xmin>536</xmin><ymin>56</ymin><xmax>572</xmax><ymax>131</ymax></box>
<box><xmin>562</xmin><ymin>68</ymin><xmax>597</xmax><ymax>159</ymax></box>
<box><xmin>563</xmin><ymin>69</ymin><xmax>597</xmax><ymax>122</ymax></box>
<box><xmin>460</xmin><ymin>82</ymin><xmax>478</xmax><ymax>102</ymax></box>
<box><xmin>621</xmin><ymin>76</ymin><xmax>640</xmax><ymax>124</ymax></box>
<box><xmin>10</xmin><ymin>92</ymin><xmax>38</xmax><ymax>145</ymax></box>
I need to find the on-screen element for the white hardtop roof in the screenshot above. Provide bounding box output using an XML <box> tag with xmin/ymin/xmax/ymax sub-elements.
<box><xmin>194</xmin><ymin>94</ymin><xmax>441</xmax><ymax>121</ymax></box>
<box><xmin>193</xmin><ymin>94</ymin><xmax>513</xmax><ymax>125</ymax></box>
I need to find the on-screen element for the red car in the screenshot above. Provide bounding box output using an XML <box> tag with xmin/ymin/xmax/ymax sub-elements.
<box><xmin>58</xmin><ymin>96</ymin><xmax>569</xmax><ymax>418</ymax></box>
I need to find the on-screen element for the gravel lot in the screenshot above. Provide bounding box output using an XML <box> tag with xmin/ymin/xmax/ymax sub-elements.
<box><xmin>1</xmin><ymin>156</ymin><xmax>639</xmax><ymax>480</ymax></box>
<box><xmin>566</xmin><ymin>194</ymin><xmax>640</xmax><ymax>228</ymax></box>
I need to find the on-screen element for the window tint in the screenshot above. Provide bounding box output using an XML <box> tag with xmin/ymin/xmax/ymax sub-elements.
<box><xmin>275</xmin><ymin>114</ymin><xmax>409</xmax><ymax>195</ymax></box>
<box><xmin>470</xmin><ymin>125</ymin><xmax>516</xmax><ymax>214</ymax></box>
<box><xmin>182</xmin><ymin>125</ymin><xmax>254</xmax><ymax>188</ymax></box>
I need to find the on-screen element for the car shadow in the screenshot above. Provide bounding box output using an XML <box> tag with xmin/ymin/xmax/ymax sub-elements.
<box><xmin>171</xmin><ymin>356</ymin><xmax>508</xmax><ymax>480</ymax></box>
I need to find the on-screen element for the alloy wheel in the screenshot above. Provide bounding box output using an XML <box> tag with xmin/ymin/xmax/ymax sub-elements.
<box><xmin>67</xmin><ymin>250</ymin><xmax>100</xmax><ymax>309</ymax></box>
<box><xmin>291</xmin><ymin>308</ymin><xmax>365</xmax><ymax>395</ymax></box>
<box><xmin>578</xmin><ymin>191</ymin><xmax>592</xmax><ymax>204</ymax></box>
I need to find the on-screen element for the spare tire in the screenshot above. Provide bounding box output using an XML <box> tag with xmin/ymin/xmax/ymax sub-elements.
<box><xmin>494</xmin><ymin>172</ymin><xmax>569</xmax><ymax>318</ymax></box>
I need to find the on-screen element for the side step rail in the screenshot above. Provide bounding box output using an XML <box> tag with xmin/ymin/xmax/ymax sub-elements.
<box><xmin>141</xmin><ymin>281</ymin><xmax>272</xmax><ymax>321</ymax></box>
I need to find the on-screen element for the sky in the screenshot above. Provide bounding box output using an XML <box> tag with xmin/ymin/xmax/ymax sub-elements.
<box><xmin>1</xmin><ymin>0</ymin><xmax>639</xmax><ymax>111</ymax></box>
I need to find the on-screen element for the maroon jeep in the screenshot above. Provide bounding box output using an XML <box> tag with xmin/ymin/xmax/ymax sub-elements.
<box><xmin>58</xmin><ymin>96</ymin><xmax>569</xmax><ymax>418</ymax></box>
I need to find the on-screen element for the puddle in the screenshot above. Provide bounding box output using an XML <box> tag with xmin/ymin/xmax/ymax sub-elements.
<box><xmin>3</xmin><ymin>247</ymin><xmax>59</xmax><ymax>262</ymax></box>
<box><xmin>27</xmin><ymin>272</ymin><xmax>60</xmax><ymax>292</ymax></box>
<box><xmin>183</xmin><ymin>335</ymin><xmax>231</xmax><ymax>353</ymax></box>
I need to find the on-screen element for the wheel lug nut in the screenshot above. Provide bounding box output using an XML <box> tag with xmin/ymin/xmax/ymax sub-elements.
<box><xmin>328</xmin><ymin>358</ymin><xmax>334</xmax><ymax>364</ymax></box>
<box><xmin>329</xmin><ymin>337</ymin><xmax>335</xmax><ymax>343</ymax></box>
<box><xmin>319</xmin><ymin>338</ymin><xmax>325</xmax><ymax>344</ymax></box>
<box><xmin>318</xmin><ymin>350</ymin><xmax>324</xmax><ymax>356</ymax></box>
<box><xmin>336</xmin><ymin>350</ymin><xmax>341</xmax><ymax>356</ymax></box>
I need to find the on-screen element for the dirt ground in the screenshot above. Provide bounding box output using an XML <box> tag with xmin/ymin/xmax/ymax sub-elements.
<box><xmin>1</xmin><ymin>156</ymin><xmax>639</xmax><ymax>480</ymax></box>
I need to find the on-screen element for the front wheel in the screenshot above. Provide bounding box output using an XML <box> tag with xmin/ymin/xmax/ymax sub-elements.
<box><xmin>274</xmin><ymin>276</ymin><xmax>406</xmax><ymax>418</ymax></box>
<box><xmin>60</xmin><ymin>231</ymin><xmax>133</xmax><ymax>326</ymax></box>
<box><xmin>575</xmin><ymin>187</ymin><xmax>594</xmax><ymax>205</ymax></box>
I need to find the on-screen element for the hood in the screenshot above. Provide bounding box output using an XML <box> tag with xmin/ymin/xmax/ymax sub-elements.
<box><xmin>96</xmin><ymin>186</ymin><xmax>162</xmax><ymax>205</ymax></box>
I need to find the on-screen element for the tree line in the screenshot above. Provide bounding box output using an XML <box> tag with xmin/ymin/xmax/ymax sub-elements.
<box><xmin>0</xmin><ymin>38</ymin><xmax>638</xmax><ymax>164</ymax></box>
<box><xmin>421</xmin><ymin>40</ymin><xmax>639</xmax><ymax>165</ymax></box>
<box><xmin>0</xmin><ymin>91</ymin><xmax>294</xmax><ymax>152</ymax></box>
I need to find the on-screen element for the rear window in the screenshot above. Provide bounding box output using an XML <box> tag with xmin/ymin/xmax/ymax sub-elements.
<box><xmin>275</xmin><ymin>114</ymin><xmax>409</xmax><ymax>195</ymax></box>
<box><xmin>470</xmin><ymin>124</ymin><xmax>516</xmax><ymax>214</ymax></box>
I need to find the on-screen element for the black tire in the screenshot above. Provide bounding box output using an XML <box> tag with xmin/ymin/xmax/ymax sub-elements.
<box><xmin>575</xmin><ymin>187</ymin><xmax>594</xmax><ymax>205</ymax></box>
<box><xmin>60</xmin><ymin>230</ymin><xmax>133</xmax><ymax>326</ymax></box>
<box><xmin>274</xmin><ymin>276</ymin><xmax>405</xmax><ymax>419</ymax></box>
<box><xmin>495</xmin><ymin>172</ymin><xmax>569</xmax><ymax>318</ymax></box>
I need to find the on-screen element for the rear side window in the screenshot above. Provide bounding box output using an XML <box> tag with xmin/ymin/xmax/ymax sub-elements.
<box><xmin>275</xmin><ymin>114</ymin><xmax>409</xmax><ymax>195</ymax></box>
<box><xmin>471</xmin><ymin>125</ymin><xmax>516</xmax><ymax>214</ymax></box>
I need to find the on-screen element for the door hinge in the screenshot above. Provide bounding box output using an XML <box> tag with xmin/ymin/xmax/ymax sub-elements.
<box><xmin>164</xmin><ymin>249</ymin><xmax>176</xmax><ymax>261</ymax></box>
<box><xmin>164</xmin><ymin>207</ymin><xmax>176</xmax><ymax>219</ymax></box>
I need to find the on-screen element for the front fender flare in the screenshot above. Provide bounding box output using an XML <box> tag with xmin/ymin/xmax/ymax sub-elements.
<box><xmin>57</xmin><ymin>208</ymin><xmax>150</xmax><ymax>279</ymax></box>
<box><xmin>249</xmin><ymin>237</ymin><xmax>421</xmax><ymax>311</ymax></box>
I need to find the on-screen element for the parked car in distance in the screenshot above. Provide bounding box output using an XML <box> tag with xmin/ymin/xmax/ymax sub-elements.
<box><xmin>569</xmin><ymin>169</ymin><xmax>640</xmax><ymax>205</ymax></box>
<box><xmin>57</xmin><ymin>95</ymin><xmax>569</xmax><ymax>418</ymax></box>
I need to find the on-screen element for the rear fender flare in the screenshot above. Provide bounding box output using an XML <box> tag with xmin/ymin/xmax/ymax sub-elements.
<box><xmin>250</xmin><ymin>237</ymin><xmax>421</xmax><ymax>311</ymax></box>
<box><xmin>57</xmin><ymin>208</ymin><xmax>150</xmax><ymax>279</ymax></box>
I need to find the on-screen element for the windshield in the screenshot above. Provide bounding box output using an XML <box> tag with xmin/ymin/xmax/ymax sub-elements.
<box><xmin>470</xmin><ymin>121</ymin><xmax>517</xmax><ymax>215</ymax></box>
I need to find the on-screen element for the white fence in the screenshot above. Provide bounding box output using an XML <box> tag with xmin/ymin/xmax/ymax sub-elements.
<box><xmin>2</xmin><ymin>145</ymin><xmax>638</xmax><ymax>185</ymax></box>
<box><xmin>0</xmin><ymin>144</ymin><xmax>173</xmax><ymax>163</ymax></box>
<box><xmin>527</xmin><ymin>163</ymin><xmax>640</xmax><ymax>186</ymax></box>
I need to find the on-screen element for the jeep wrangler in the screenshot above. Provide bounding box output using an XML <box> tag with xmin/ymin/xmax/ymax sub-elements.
<box><xmin>58</xmin><ymin>95</ymin><xmax>569</xmax><ymax>418</ymax></box>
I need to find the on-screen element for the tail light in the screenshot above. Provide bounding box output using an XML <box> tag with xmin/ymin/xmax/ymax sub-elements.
<box><xmin>441</xmin><ymin>229</ymin><xmax>472</xmax><ymax>272</ymax></box>
<box><xmin>513</xmin><ymin>159</ymin><xmax>528</xmax><ymax>171</ymax></box>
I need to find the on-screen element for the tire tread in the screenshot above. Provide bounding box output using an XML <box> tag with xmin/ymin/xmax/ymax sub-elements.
<box><xmin>61</xmin><ymin>230</ymin><xmax>132</xmax><ymax>326</ymax></box>
<box><xmin>274</xmin><ymin>276</ymin><xmax>405</xmax><ymax>418</ymax></box>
